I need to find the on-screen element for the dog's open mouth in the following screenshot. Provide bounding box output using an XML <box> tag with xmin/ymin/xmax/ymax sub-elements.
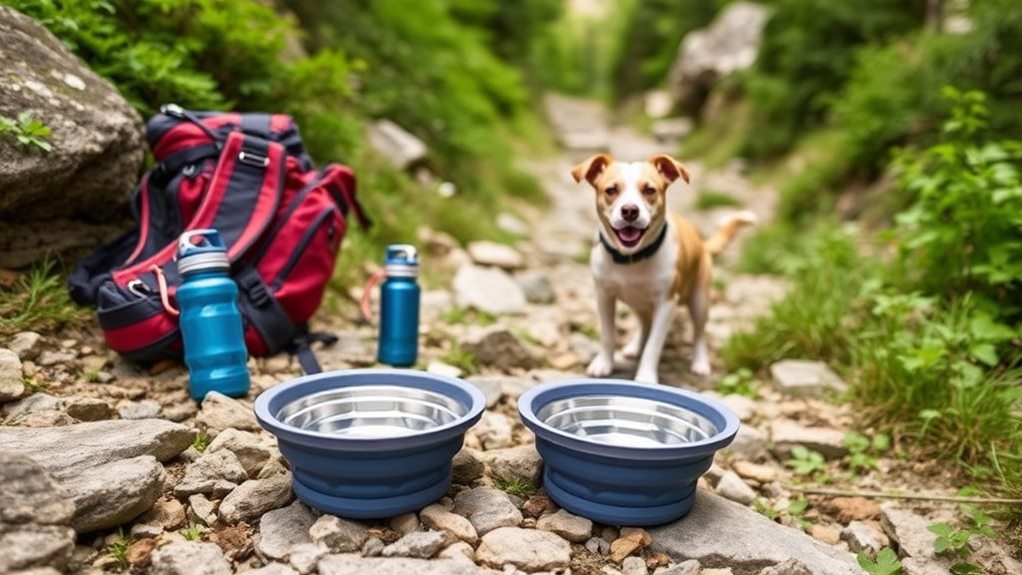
<box><xmin>614</xmin><ymin>226</ymin><xmax>646</xmax><ymax>248</ymax></box>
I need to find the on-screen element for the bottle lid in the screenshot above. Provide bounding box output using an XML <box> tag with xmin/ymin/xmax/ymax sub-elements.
<box><xmin>177</xmin><ymin>229</ymin><xmax>230</xmax><ymax>275</ymax></box>
<box><xmin>384</xmin><ymin>244</ymin><xmax>419</xmax><ymax>278</ymax></box>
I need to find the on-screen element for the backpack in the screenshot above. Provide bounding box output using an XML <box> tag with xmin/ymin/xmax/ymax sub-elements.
<box><xmin>69</xmin><ymin>105</ymin><xmax>369</xmax><ymax>372</ymax></box>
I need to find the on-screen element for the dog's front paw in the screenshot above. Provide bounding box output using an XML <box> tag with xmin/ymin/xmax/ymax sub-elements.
<box><xmin>634</xmin><ymin>369</ymin><xmax>659</xmax><ymax>384</ymax></box>
<box><xmin>690</xmin><ymin>358</ymin><xmax>711</xmax><ymax>377</ymax></box>
<box><xmin>587</xmin><ymin>354</ymin><xmax>614</xmax><ymax>377</ymax></box>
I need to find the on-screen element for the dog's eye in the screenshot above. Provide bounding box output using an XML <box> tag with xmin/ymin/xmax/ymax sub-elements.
<box><xmin>604</xmin><ymin>186</ymin><xmax>618</xmax><ymax>196</ymax></box>
<box><xmin>643</xmin><ymin>185</ymin><xmax>656</xmax><ymax>196</ymax></box>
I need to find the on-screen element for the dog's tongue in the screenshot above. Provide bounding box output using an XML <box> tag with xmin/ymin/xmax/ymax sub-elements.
<box><xmin>617</xmin><ymin>227</ymin><xmax>642</xmax><ymax>243</ymax></box>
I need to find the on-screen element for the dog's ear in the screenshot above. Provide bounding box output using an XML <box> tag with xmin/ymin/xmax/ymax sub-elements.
<box><xmin>649</xmin><ymin>154</ymin><xmax>691</xmax><ymax>184</ymax></box>
<box><xmin>571</xmin><ymin>153</ymin><xmax>612</xmax><ymax>185</ymax></box>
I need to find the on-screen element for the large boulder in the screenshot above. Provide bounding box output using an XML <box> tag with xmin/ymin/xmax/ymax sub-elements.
<box><xmin>0</xmin><ymin>6</ymin><xmax>143</xmax><ymax>267</ymax></box>
<box><xmin>669</xmin><ymin>2</ymin><xmax>770</xmax><ymax>113</ymax></box>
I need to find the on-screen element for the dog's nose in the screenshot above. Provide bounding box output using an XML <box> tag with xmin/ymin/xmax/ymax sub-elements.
<box><xmin>621</xmin><ymin>204</ymin><xmax>640</xmax><ymax>222</ymax></box>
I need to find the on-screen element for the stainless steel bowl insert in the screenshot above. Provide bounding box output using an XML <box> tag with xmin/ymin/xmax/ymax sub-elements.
<box><xmin>275</xmin><ymin>384</ymin><xmax>468</xmax><ymax>438</ymax></box>
<box><xmin>536</xmin><ymin>395</ymin><xmax>719</xmax><ymax>448</ymax></box>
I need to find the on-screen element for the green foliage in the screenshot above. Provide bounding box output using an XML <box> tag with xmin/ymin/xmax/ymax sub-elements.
<box><xmin>495</xmin><ymin>476</ymin><xmax>536</xmax><ymax>498</ymax></box>
<box><xmin>181</xmin><ymin>524</ymin><xmax>205</xmax><ymax>541</ymax></box>
<box><xmin>104</xmin><ymin>527</ymin><xmax>130</xmax><ymax>569</ymax></box>
<box><xmin>191</xmin><ymin>431</ymin><xmax>210</xmax><ymax>452</ymax></box>
<box><xmin>785</xmin><ymin>446</ymin><xmax>827</xmax><ymax>478</ymax></box>
<box><xmin>694</xmin><ymin>189</ymin><xmax>742</xmax><ymax>211</ymax></box>
<box><xmin>843</xmin><ymin>431</ymin><xmax>890</xmax><ymax>474</ymax></box>
<box><xmin>0</xmin><ymin>112</ymin><xmax>53</xmax><ymax>152</ymax></box>
<box><xmin>440</xmin><ymin>341</ymin><xmax>477</xmax><ymax>374</ymax></box>
<box><xmin>0</xmin><ymin>260</ymin><xmax>87</xmax><ymax>336</ymax></box>
<box><xmin>928</xmin><ymin>504</ymin><xmax>997</xmax><ymax>574</ymax></box>
<box><xmin>753</xmin><ymin>498</ymin><xmax>780</xmax><ymax>520</ymax></box>
<box><xmin>717</xmin><ymin>368</ymin><xmax>760</xmax><ymax>399</ymax></box>
<box><xmin>786</xmin><ymin>497</ymin><xmax>811</xmax><ymax>531</ymax></box>
<box><xmin>857</xmin><ymin>547</ymin><xmax>902</xmax><ymax>575</ymax></box>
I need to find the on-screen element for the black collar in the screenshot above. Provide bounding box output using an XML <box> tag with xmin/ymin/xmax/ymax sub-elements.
<box><xmin>599</xmin><ymin>224</ymin><xmax>668</xmax><ymax>265</ymax></box>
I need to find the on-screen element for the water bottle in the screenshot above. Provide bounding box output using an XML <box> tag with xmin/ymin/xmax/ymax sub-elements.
<box><xmin>176</xmin><ymin>229</ymin><xmax>250</xmax><ymax>400</ymax></box>
<box><xmin>378</xmin><ymin>245</ymin><xmax>420</xmax><ymax>367</ymax></box>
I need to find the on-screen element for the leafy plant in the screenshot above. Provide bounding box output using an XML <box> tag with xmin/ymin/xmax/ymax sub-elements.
<box><xmin>0</xmin><ymin>260</ymin><xmax>87</xmax><ymax>336</ymax></box>
<box><xmin>857</xmin><ymin>547</ymin><xmax>902</xmax><ymax>575</ymax></box>
<box><xmin>786</xmin><ymin>498</ymin><xmax>811</xmax><ymax>531</ymax></box>
<box><xmin>440</xmin><ymin>341</ymin><xmax>477</xmax><ymax>374</ymax></box>
<box><xmin>753</xmin><ymin>498</ymin><xmax>780</xmax><ymax>520</ymax></box>
<box><xmin>785</xmin><ymin>446</ymin><xmax>827</xmax><ymax>478</ymax></box>
<box><xmin>191</xmin><ymin>431</ymin><xmax>210</xmax><ymax>453</ymax></box>
<box><xmin>928</xmin><ymin>504</ymin><xmax>997</xmax><ymax>574</ymax></box>
<box><xmin>717</xmin><ymin>368</ymin><xmax>760</xmax><ymax>399</ymax></box>
<box><xmin>181</xmin><ymin>524</ymin><xmax>205</xmax><ymax>541</ymax></box>
<box><xmin>0</xmin><ymin>112</ymin><xmax>53</xmax><ymax>152</ymax></box>
<box><xmin>495</xmin><ymin>476</ymin><xmax>536</xmax><ymax>498</ymax></box>
<box><xmin>843</xmin><ymin>431</ymin><xmax>890</xmax><ymax>474</ymax></box>
<box><xmin>104</xmin><ymin>527</ymin><xmax>130</xmax><ymax>569</ymax></box>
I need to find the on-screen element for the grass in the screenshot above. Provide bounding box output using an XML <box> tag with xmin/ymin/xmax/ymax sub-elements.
<box><xmin>104</xmin><ymin>528</ymin><xmax>130</xmax><ymax>569</ymax></box>
<box><xmin>441</xmin><ymin>307</ymin><xmax>497</xmax><ymax>327</ymax></box>
<box><xmin>181</xmin><ymin>524</ymin><xmax>205</xmax><ymax>541</ymax></box>
<box><xmin>495</xmin><ymin>476</ymin><xmax>536</xmax><ymax>498</ymax></box>
<box><xmin>440</xmin><ymin>341</ymin><xmax>477</xmax><ymax>374</ymax></box>
<box><xmin>694</xmin><ymin>189</ymin><xmax>742</xmax><ymax>211</ymax></box>
<box><xmin>0</xmin><ymin>260</ymin><xmax>87</xmax><ymax>336</ymax></box>
<box><xmin>191</xmin><ymin>431</ymin><xmax>210</xmax><ymax>453</ymax></box>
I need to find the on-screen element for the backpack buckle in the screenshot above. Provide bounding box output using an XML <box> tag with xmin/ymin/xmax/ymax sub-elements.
<box><xmin>238</xmin><ymin>150</ymin><xmax>269</xmax><ymax>168</ymax></box>
<box><xmin>239</xmin><ymin>271</ymin><xmax>272</xmax><ymax>307</ymax></box>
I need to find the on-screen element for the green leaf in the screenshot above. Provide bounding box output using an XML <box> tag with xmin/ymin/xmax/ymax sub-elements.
<box><xmin>950</xmin><ymin>562</ymin><xmax>983</xmax><ymax>575</ymax></box>
<box><xmin>928</xmin><ymin>522</ymin><xmax>953</xmax><ymax>537</ymax></box>
<box><xmin>969</xmin><ymin>343</ymin><xmax>998</xmax><ymax>366</ymax></box>
<box><xmin>872</xmin><ymin>434</ymin><xmax>891</xmax><ymax>452</ymax></box>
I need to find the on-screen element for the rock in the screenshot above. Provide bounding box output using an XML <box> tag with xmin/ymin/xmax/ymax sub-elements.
<box><xmin>64</xmin><ymin>397</ymin><xmax>113</xmax><ymax>421</ymax></box>
<box><xmin>521</xmin><ymin>494</ymin><xmax>554</xmax><ymax>517</ymax></box>
<box><xmin>484</xmin><ymin>444</ymin><xmax>543</xmax><ymax>484</ymax></box>
<box><xmin>654</xmin><ymin>560</ymin><xmax>701</xmax><ymax>575</ymax></box>
<box><xmin>318</xmin><ymin>554</ymin><xmax>482</xmax><ymax>575</ymax></box>
<box><xmin>840</xmin><ymin>521</ymin><xmax>887</xmax><ymax>555</ymax></box>
<box><xmin>247</xmin><ymin>564</ymin><xmax>299</xmax><ymax>575</ymax></box>
<box><xmin>900</xmin><ymin>557</ymin><xmax>952</xmax><ymax>575</ymax></box>
<box><xmin>2</xmin><ymin>392</ymin><xmax>61</xmax><ymax>418</ymax></box>
<box><xmin>474</xmin><ymin>410</ymin><xmax>514</xmax><ymax>449</ymax></box>
<box><xmin>466</xmin><ymin>377</ymin><xmax>502</xmax><ymax>409</ymax></box>
<box><xmin>288</xmin><ymin>542</ymin><xmax>328</xmax><ymax>575</ymax></box>
<box><xmin>381</xmin><ymin>530</ymin><xmax>446</xmax><ymax>559</ymax></box>
<box><xmin>451</xmin><ymin>448</ymin><xmax>486</xmax><ymax>484</ymax></box>
<box><xmin>118</xmin><ymin>399</ymin><xmax>162</xmax><ymax>420</ymax></box>
<box><xmin>476</xmin><ymin>526</ymin><xmax>571</xmax><ymax>572</ymax></box>
<box><xmin>824</xmin><ymin>497</ymin><xmax>881</xmax><ymax>523</ymax></box>
<box><xmin>426</xmin><ymin>360</ymin><xmax>463</xmax><ymax>379</ymax></box>
<box><xmin>668</xmin><ymin>2</ymin><xmax>770</xmax><ymax>112</ymax></box>
<box><xmin>131</xmin><ymin>498</ymin><xmax>186</xmax><ymax>538</ymax></box>
<box><xmin>196</xmin><ymin>391</ymin><xmax>260</xmax><ymax>435</ymax></box>
<box><xmin>257</xmin><ymin>501</ymin><xmax>316</xmax><ymax>560</ymax></box>
<box><xmin>0</xmin><ymin>453</ymin><xmax>76</xmax><ymax>573</ymax></box>
<box><xmin>714</xmin><ymin>471</ymin><xmax>756</xmax><ymax>505</ymax></box>
<box><xmin>65</xmin><ymin>455</ymin><xmax>166</xmax><ymax>532</ymax></box>
<box><xmin>8</xmin><ymin>332</ymin><xmax>41</xmax><ymax>360</ymax></box>
<box><xmin>206</xmin><ymin>428</ymin><xmax>273</xmax><ymax>477</ymax></box>
<box><xmin>728</xmin><ymin>425</ymin><xmax>768</xmax><ymax>461</ymax></box>
<box><xmin>453</xmin><ymin>264</ymin><xmax>527</xmax><ymax>315</ymax></box>
<box><xmin>36</xmin><ymin>350</ymin><xmax>76</xmax><ymax>367</ymax></box>
<box><xmin>650</xmin><ymin>490</ymin><xmax>861</xmax><ymax>575</ymax></box>
<box><xmin>757</xmin><ymin>559</ymin><xmax>813</xmax><ymax>575</ymax></box>
<box><xmin>586</xmin><ymin>536</ymin><xmax>610</xmax><ymax>555</ymax></box>
<box><xmin>361</xmin><ymin>537</ymin><xmax>385</xmax><ymax>557</ymax></box>
<box><xmin>460</xmin><ymin>327</ymin><xmax>537</xmax><ymax>371</ymax></box>
<box><xmin>713</xmin><ymin>393</ymin><xmax>756</xmax><ymax>422</ymax></box>
<box><xmin>452</xmin><ymin>487</ymin><xmax>523</xmax><ymax>535</ymax></box>
<box><xmin>651</xmin><ymin>118</ymin><xmax>694</xmax><ymax>144</ymax></box>
<box><xmin>0</xmin><ymin>348</ymin><xmax>24</xmax><ymax>402</ymax></box>
<box><xmin>439</xmin><ymin>540</ymin><xmax>475</xmax><ymax>562</ymax></box>
<box><xmin>809</xmin><ymin>524</ymin><xmax>842</xmax><ymax>545</ymax></box>
<box><xmin>611</xmin><ymin>528</ymin><xmax>652</xmax><ymax>562</ymax></box>
<box><xmin>389</xmin><ymin>512</ymin><xmax>420</xmax><ymax>535</ymax></box>
<box><xmin>366</xmin><ymin>120</ymin><xmax>427</xmax><ymax>170</ymax></box>
<box><xmin>496</xmin><ymin>213</ymin><xmax>529</xmax><ymax>237</ymax></box>
<box><xmin>162</xmin><ymin>401</ymin><xmax>196</xmax><ymax>422</ymax></box>
<box><xmin>770</xmin><ymin>420</ymin><xmax>848</xmax><ymax>459</ymax></box>
<box><xmin>188</xmin><ymin>494</ymin><xmax>218</xmax><ymax>526</ymax></box>
<box><xmin>622</xmin><ymin>556</ymin><xmax>649</xmax><ymax>575</ymax></box>
<box><xmin>126</xmin><ymin>537</ymin><xmax>157</xmax><ymax>569</ymax></box>
<box><xmin>20</xmin><ymin>410</ymin><xmax>76</xmax><ymax>426</ymax></box>
<box><xmin>174</xmin><ymin>449</ymin><xmax>248</xmax><ymax>497</ymax></box>
<box><xmin>150</xmin><ymin>541</ymin><xmax>231</xmax><ymax>575</ymax></box>
<box><xmin>309</xmin><ymin>514</ymin><xmax>367</xmax><ymax>553</ymax></box>
<box><xmin>219</xmin><ymin>474</ymin><xmax>294</xmax><ymax>524</ymax></box>
<box><xmin>467</xmin><ymin>241</ymin><xmax>525</xmax><ymax>270</ymax></box>
<box><xmin>420</xmin><ymin>504</ymin><xmax>479</xmax><ymax>545</ymax></box>
<box><xmin>536</xmin><ymin>509</ymin><xmax>592</xmax><ymax>543</ymax></box>
<box><xmin>880</xmin><ymin>505</ymin><xmax>937</xmax><ymax>560</ymax></box>
<box><xmin>0</xmin><ymin>6</ymin><xmax>144</xmax><ymax>243</ymax></box>
<box><xmin>730</xmin><ymin>461</ymin><xmax>778</xmax><ymax>483</ymax></box>
<box><xmin>770</xmin><ymin>360</ymin><xmax>847</xmax><ymax>397</ymax></box>
<box><xmin>0</xmin><ymin>523</ymin><xmax>77</xmax><ymax>573</ymax></box>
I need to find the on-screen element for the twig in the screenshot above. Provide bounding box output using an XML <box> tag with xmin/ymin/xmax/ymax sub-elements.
<box><xmin>782</xmin><ymin>485</ymin><xmax>1022</xmax><ymax>505</ymax></box>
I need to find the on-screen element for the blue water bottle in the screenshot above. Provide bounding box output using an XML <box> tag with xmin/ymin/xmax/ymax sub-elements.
<box><xmin>176</xmin><ymin>229</ymin><xmax>250</xmax><ymax>400</ymax></box>
<box><xmin>378</xmin><ymin>245</ymin><xmax>420</xmax><ymax>367</ymax></box>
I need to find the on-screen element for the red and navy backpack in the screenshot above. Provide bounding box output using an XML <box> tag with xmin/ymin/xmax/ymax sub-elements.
<box><xmin>70</xmin><ymin>105</ymin><xmax>369</xmax><ymax>371</ymax></box>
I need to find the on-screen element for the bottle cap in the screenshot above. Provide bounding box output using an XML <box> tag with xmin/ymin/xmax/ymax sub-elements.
<box><xmin>384</xmin><ymin>244</ymin><xmax>419</xmax><ymax>278</ymax></box>
<box><xmin>177</xmin><ymin>229</ymin><xmax>230</xmax><ymax>275</ymax></box>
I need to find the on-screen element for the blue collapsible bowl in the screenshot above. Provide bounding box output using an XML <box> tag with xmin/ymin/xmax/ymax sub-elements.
<box><xmin>518</xmin><ymin>379</ymin><xmax>740</xmax><ymax>526</ymax></box>
<box><xmin>254</xmin><ymin>369</ymin><xmax>485</xmax><ymax>518</ymax></box>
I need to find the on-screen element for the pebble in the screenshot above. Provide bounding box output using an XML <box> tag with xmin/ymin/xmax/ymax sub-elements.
<box><xmin>257</xmin><ymin>501</ymin><xmax>316</xmax><ymax>560</ymax></box>
<box><xmin>426</xmin><ymin>360</ymin><xmax>463</xmax><ymax>378</ymax></box>
<box><xmin>196</xmin><ymin>391</ymin><xmax>260</xmax><ymax>435</ymax></box>
<box><xmin>64</xmin><ymin>397</ymin><xmax>113</xmax><ymax>421</ymax></box>
<box><xmin>586</xmin><ymin>536</ymin><xmax>610</xmax><ymax>555</ymax></box>
<box><xmin>770</xmin><ymin>359</ymin><xmax>847</xmax><ymax>397</ymax></box>
<box><xmin>361</xmin><ymin>537</ymin><xmax>384</xmax><ymax>557</ymax></box>
<box><xmin>149</xmin><ymin>541</ymin><xmax>231</xmax><ymax>575</ymax></box>
<box><xmin>388</xmin><ymin>512</ymin><xmax>420</xmax><ymax>535</ymax></box>
<box><xmin>174</xmin><ymin>448</ymin><xmax>247</xmax><ymax>498</ymax></box>
<box><xmin>206</xmin><ymin>428</ymin><xmax>274</xmax><ymax>477</ymax></box>
<box><xmin>451</xmin><ymin>486</ymin><xmax>523</xmax><ymax>535</ymax></box>
<box><xmin>36</xmin><ymin>350</ymin><xmax>76</xmax><ymax>367</ymax></box>
<box><xmin>610</xmin><ymin>528</ymin><xmax>651</xmax><ymax>562</ymax></box>
<box><xmin>318</xmin><ymin>555</ymin><xmax>480</xmax><ymax>575</ymax></box>
<box><xmin>309</xmin><ymin>514</ymin><xmax>367</xmax><ymax>553</ymax></box>
<box><xmin>0</xmin><ymin>348</ymin><xmax>25</xmax><ymax>402</ymax></box>
<box><xmin>475</xmin><ymin>526</ymin><xmax>571</xmax><ymax>572</ymax></box>
<box><xmin>726</xmin><ymin>425</ymin><xmax>768</xmax><ymax>461</ymax></box>
<box><xmin>809</xmin><ymin>524</ymin><xmax>841</xmax><ymax>545</ymax></box>
<box><xmin>438</xmin><ymin>540</ymin><xmax>475</xmax><ymax>562</ymax></box>
<box><xmin>187</xmin><ymin>494</ymin><xmax>217</xmax><ymax>526</ymax></box>
<box><xmin>714</xmin><ymin>471</ymin><xmax>757</xmax><ymax>505</ymax></box>
<box><xmin>381</xmin><ymin>530</ymin><xmax>446</xmax><ymax>559</ymax></box>
<box><xmin>118</xmin><ymin>399</ymin><xmax>162</xmax><ymax>420</ymax></box>
<box><xmin>475</xmin><ymin>411</ymin><xmax>515</xmax><ymax>449</ymax></box>
<box><xmin>653</xmin><ymin>560</ymin><xmax>701</xmax><ymax>575</ymax></box>
<box><xmin>496</xmin><ymin>212</ymin><xmax>529</xmax><ymax>236</ymax></box>
<box><xmin>484</xmin><ymin>444</ymin><xmax>543</xmax><ymax>484</ymax></box>
<box><xmin>757</xmin><ymin>559</ymin><xmax>812</xmax><ymax>575</ymax></box>
<box><xmin>824</xmin><ymin>496</ymin><xmax>881</xmax><ymax>523</ymax></box>
<box><xmin>453</xmin><ymin>264</ymin><xmax>527</xmax><ymax>315</ymax></box>
<box><xmin>770</xmin><ymin>420</ymin><xmax>848</xmax><ymax>459</ymax></box>
<box><xmin>622</xmin><ymin>556</ymin><xmax>649</xmax><ymax>575</ymax></box>
<box><xmin>219</xmin><ymin>474</ymin><xmax>294</xmax><ymax>524</ymax></box>
<box><xmin>8</xmin><ymin>331</ymin><xmax>42</xmax><ymax>359</ymax></box>
<box><xmin>467</xmin><ymin>240</ymin><xmax>525</xmax><ymax>270</ymax></box>
<box><xmin>288</xmin><ymin>542</ymin><xmax>328</xmax><ymax>575</ymax></box>
<box><xmin>131</xmin><ymin>497</ymin><xmax>186</xmax><ymax>537</ymax></box>
<box><xmin>516</xmin><ymin>271</ymin><xmax>556</xmax><ymax>304</ymax></box>
<box><xmin>420</xmin><ymin>503</ymin><xmax>479</xmax><ymax>545</ymax></box>
<box><xmin>536</xmin><ymin>509</ymin><xmax>593</xmax><ymax>543</ymax></box>
<box><xmin>247</xmin><ymin>563</ymin><xmax>299</xmax><ymax>575</ymax></box>
<box><xmin>730</xmin><ymin>460</ymin><xmax>778</xmax><ymax>483</ymax></box>
<box><xmin>841</xmin><ymin>520</ymin><xmax>887</xmax><ymax>555</ymax></box>
<box><xmin>451</xmin><ymin>448</ymin><xmax>485</xmax><ymax>484</ymax></box>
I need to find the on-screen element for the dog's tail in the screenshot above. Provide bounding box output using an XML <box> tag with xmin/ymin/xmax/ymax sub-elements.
<box><xmin>704</xmin><ymin>210</ymin><xmax>758</xmax><ymax>255</ymax></box>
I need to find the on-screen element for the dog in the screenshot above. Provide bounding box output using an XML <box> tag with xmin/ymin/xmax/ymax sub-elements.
<box><xmin>571</xmin><ymin>153</ymin><xmax>756</xmax><ymax>383</ymax></box>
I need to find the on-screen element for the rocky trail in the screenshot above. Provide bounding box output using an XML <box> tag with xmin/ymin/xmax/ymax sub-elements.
<box><xmin>1</xmin><ymin>96</ymin><xmax>1019</xmax><ymax>575</ymax></box>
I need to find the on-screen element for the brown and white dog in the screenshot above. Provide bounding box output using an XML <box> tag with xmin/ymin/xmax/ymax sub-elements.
<box><xmin>572</xmin><ymin>153</ymin><xmax>755</xmax><ymax>383</ymax></box>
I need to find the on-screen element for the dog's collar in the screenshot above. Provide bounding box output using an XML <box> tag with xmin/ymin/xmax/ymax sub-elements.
<box><xmin>599</xmin><ymin>224</ymin><xmax>668</xmax><ymax>265</ymax></box>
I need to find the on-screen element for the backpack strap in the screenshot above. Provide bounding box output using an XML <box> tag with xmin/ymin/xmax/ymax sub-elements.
<box><xmin>287</xmin><ymin>329</ymin><xmax>339</xmax><ymax>375</ymax></box>
<box><xmin>68</xmin><ymin>229</ymin><xmax>139</xmax><ymax>305</ymax></box>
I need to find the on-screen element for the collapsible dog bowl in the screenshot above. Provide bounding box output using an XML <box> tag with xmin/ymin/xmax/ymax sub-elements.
<box><xmin>255</xmin><ymin>369</ymin><xmax>485</xmax><ymax>518</ymax></box>
<box><xmin>519</xmin><ymin>379</ymin><xmax>740</xmax><ymax>526</ymax></box>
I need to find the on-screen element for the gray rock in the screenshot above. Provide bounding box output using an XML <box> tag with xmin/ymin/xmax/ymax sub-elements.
<box><xmin>439</xmin><ymin>540</ymin><xmax>475</xmax><ymax>562</ymax></box>
<box><xmin>483</xmin><ymin>444</ymin><xmax>543</xmax><ymax>484</ymax></box>
<box><xmin>196</xmin><ymin>391</ymin><xmax>260</xmax><ymax>435</ymax></box>
<box><xmin>131</xmin><ymin>497</ymin><xmax>186</xmax><ymax>538</ymax></box>
<box><xmin>381</xmin><ymin>530</ymin><xmax>446</xmax><ymax>559</ymax></box>
<box><xmin>728</xmin><ymin>425</ymin><xmax>768</xmax><ymax>461</ymax></box>
<box><xmin>536</xmin><ymin>509</ymin><xmax>593</xmax><ymax>543</ymax></box>
<box><xmin>758</xmin><ymin>559</ymin><xmax>813</xmax><ymax>575</ymax></box>
<box><xmin>465</xmin><ymin>377</ymin><xmax>502</xmax><ymax>409</ymax></box>
<box><xmin>453</xmin><ymin>264</ymin><xmax>527</xmax><ymax>315</ymax></box>
<box><xmin>309</xmin><ymin>514</ymin><xmax>367</xmax><ymax>553</ymax></box>
<box><xmin>475</xmin><ymin>526</ymin><xmax>571</xmax><ymax>572</ymax></box>
<box><xmin>366</xmin><ymin>120</ymin><xmax>427</xmax><ymax>170</ymax></box>
<box><xmin>426</xmin><ymin>360</ymin><xmax>462</xmax><ymax>379</ymax></box>
<box><xmin>460</xmin><ymin>326</ymin><xmax>537</xmax><ymax>371</ymax></box>
<box><xmin>420</xmin><ymin>504</ymin><xmax>478</xmax><ymax>545</ymax></box>
<box><xmin>496</xmin><ymin>212</ymin><xmax>529</xmax><ymax>236</ymax></box>
<box><xmin>288</xmin><ymin>542</ymin><xmax>328</xmax><ymax>575</ymax></box>
<box><xmin>174</xmin><ymin>449</ymin><xmax>248</xmax><ymax>497</ymax></box>
<box><xmin>257</xmin><ymin>501</ymin><xmax>316</xmax><ymax>560</ymax></box>
<box><xmin>0</xmin><ymin>348</ymin><xmax>24</xmax><ymax>402</ymax></box>
<box><xmin>64</xmin><ymin>455</ymin><xmax>166</xmax><ymax>532</ymax></box>
<box><xmin>318</xmin><ymin>554</ymin><xmax>483</xmax><ymax>575</ymax></box>
<box><xmin>586</xmin><ymin>536</ymin><xmax>610</xmax><ymax>555</ymax></box>
<box><xmin>187</xmin><ymin>494</ymin><xmax>218</xmax><ymax>527</ymax></box>
<box><xmin>649</xmin><ymin>490</ymin><xmax>861</xmax><ymax>575</ymax></box>
<box><xmin>651</xmin><ymin>118</ymin><xmax>694</xmax><ymax>144</ymax></box>
<box><xmin>880</xmin><ymin>505</ymin><xmax>937</xmax><ymax>560</ymax></box>
<box><xmin>452</xmin><ymin>486</ymin><xmax>523</xmax><ymax>535</ymax></box>
<box><xmin>2</xmin><ymin>392</ymin><xmax>62</xmax><ymax>418</ymax></box>
<box><xmin>8</xmin><ymin>331</ymin><xmax>41</xmax><ymax>360</ymax></box>
<box><xmin>770</xmin><ymin>360</ymin><xmax>847</xmax><ymax>397</ymax></box>
<box><xmin>64</xmin><ymin>397</ymin><xmax>113</xmax><ymax>421</ymax></box>
<box><xmin>474</xmin><ymin>410</ymin><xmax>514</xmax><ymax>450</ymax></box>
<box><xmin>467</xmin><ymin>241</ymin><xmax>525</xmax><ymax>270</ymax></box>
<box><xmin>219</xmin><ymin>474</ymin><xmax>294</xmax><ymax>524</ymax></box>
<box><xmin>451</xmin><ymin>448</ymin><xmax>485</xmax><ymax>484</ymax></box>
<box><xmin>901</xmin><ymin>557</ymin><xmax>952</xmax><ymax>575</ymax></box>
<box><xmin>150</xmin><ymin>541</ymin><xmax>231</xmax><ymax>575</ymax></box>
<box><xmin>19</xmin><ymin>410</ymin><xmax>75</xmax><ymax>427</ymax></box>
<box><xmin>714</xmin><ymin>471</ymin><xmax>757</xmax><ymax>505</ymax></box>
<box><xmin>246</xmin><ymin>563</ymin><xmax>299</xmax><ymax>575</ymax></box>
<box><xmin>36</xmin><ymin>350</ymin><xmax>76</xmax><ymax>367</ymax></box>
<box><xmin>388</xmin><ymin>512</ymin><xmax>419</xmax><ymax>535</ymax></box>
<box><xmin>669</xmin><ymin>2</ymin><xmax>770</xmax><ymax>112</ymax></box>
<box><xmin>206</xmin><ymin>428</ymin><xmax>273</xmax><ymax>477</ymax></box>
<box><xmin>361</xmin><ymin>537</ymin><xmax>384</xmax><ymax>557</ymax></box>
<box><xmin>622</xmin><ymin>556</ymin><xmax>649</xmax><ymax>575</ymax></box>
<box><xmin>654</xmin><ymin>560</ymin><xmax>700</xmax><ymax>575</ymax></box>
<box><xmin>0</xmin><ymin>523</ymin><xmax>76</xmax><ymax>573</ymax></box>
<box><xmin>118</xmin><ymin>399</ymin><xmax>162</xmax><ymax>420</ymax></box>
<box><xmin>841</xmin><ymin>521</ymin><xmax>886</xmax><ymax>555</ymax></box>
<box><xmin>0</xmin><ymin>453</ymin><xmax>76</xmax><ymax>573</ymax></box>
<box><xmin>770</xmin><ymin>420</ymin><xmax>848</xmax><ymax>459</ymax></box>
